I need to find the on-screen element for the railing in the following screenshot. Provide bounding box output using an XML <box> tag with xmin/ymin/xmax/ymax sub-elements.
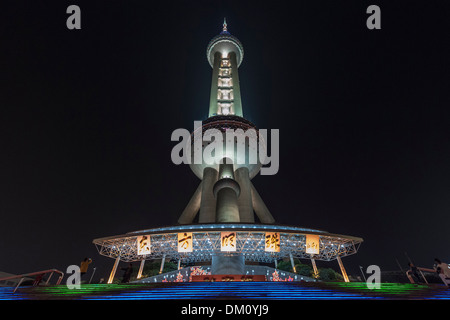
<box><xmin>410</xmin><ymin>267</ymin><xmax>450</xmax><ymax>286</ymax></box>
<box><xmin>0</xmin><ymin>269</ymin><xmax>64</xmax><ymax>293</ymax></box>
<box><xmin>406</xmin><ymin>267</ymin><xmax>439</xmax><ymax>285</ymax></box>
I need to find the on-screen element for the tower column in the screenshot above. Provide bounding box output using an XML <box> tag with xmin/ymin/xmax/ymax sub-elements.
<box><xmin>215</xmin><ymin>186</ymin><xmax>240</xmax><ymax>222</ymax></box>
<box><xmin>199</xmin><ymin>167</ymin><xmax>218</xmax><ymax>223</ymax></box>
<box><xmin>208</xmin><ymin>51</ymin><xmax>222</xmax><ymax>117</ymax></box>
<box><xmin>214</xmin><ymin>160</ymin><xmax>240</xmax><ymax>222</ymax></box>
<box><xmin>235</xmin><ymin>167</ymin><xmax>254</xmax><ymax>222</ymax></box>
<box><xmin>178</xmin><ymin>182</ymin><xmax>202</xmax><ymax>224</ymax></box>
<box><xmin>229</xmin><ymin>52</ymin><xmax>243</xmax><ymax>117</ymax></box>
<box><xmin>211</xmin><ymin>159</ymin><xmax>243</xmax><ymax>274</ymax></box>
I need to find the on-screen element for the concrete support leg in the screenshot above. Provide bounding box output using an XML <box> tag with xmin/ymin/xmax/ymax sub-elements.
<box><xmin>251</xmin><ymin>182</ymin><xmax>275</xmax><ymax>223</ymax></box>
<box><xmin>178</xmin><ymin>182</ymin><xmax>202</xmax><ymax>224</ymax></box>
<box><xmin>274</xmin><ymin>259</ymin><xmax>278</xmax><ymax>269</ymax></box>
<box><xmin>137</xmin><ymin>260</ymin><xmax>146</xmax><ymax>279</ymax></box>
<box><xmin>159</xmin><ymin>254</ymin><xmax>167</xmax><ymax>274</ymax></box>
<box><xmin>235</xmin><ymin>167</ymin><xmax>254</xmax><ymax>223</ymax></box>
<box><xmin>178</xmin><ymin>259</ymin><xmax>181</xmax><ymax>270</ymax></box>
<box><xmin>310</xmin><ymin>258</ymin><xmax>319</xmax><ymax>279</ymax></box>
<box><xmin>199</xmin><ymin>167</ymin><xmax>218</xmax><ymax>223</ymax></box>
<box><xmin>337</xmin><ymin>256</ymin><xmax>350</xmax><ymax>282</ymax></box>
<box><xmin>107</xmin><ymin>256</ymin><xmax>120</xmax><ymax>284</ymax></box>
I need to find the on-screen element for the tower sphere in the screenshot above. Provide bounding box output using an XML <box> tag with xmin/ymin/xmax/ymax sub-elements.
<box><xmin>188</xmin><ymin>115</ymin><xmax>263</xmax><ymax>180</ymax></box>
<box><xmin>206</xmin><ymin>22</ymin><xmax>244</xmax><ymax>68</ymax></box>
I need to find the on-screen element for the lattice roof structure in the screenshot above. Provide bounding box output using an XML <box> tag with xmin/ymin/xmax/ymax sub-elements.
<box><xmin>93</xmin><ymin>223</ymin><xmax>363</xmax><ymax>263</ymax></box>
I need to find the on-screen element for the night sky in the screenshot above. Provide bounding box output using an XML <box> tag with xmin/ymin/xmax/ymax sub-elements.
<box><xmin>1</xmin><ymin>1</ymin><xmax>449</xmax><ymax>282</ymax></box>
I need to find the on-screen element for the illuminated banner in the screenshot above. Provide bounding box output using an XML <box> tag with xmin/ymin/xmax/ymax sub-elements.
<box><xmin>265</xmin><ymin>232</ymin><xmax>280</xmax><ymax>252</ymax></box>
<box><xmin>305</xmin><ymin>234</ymin><xmax>320</xmax><ymax>255</ymax></box>
<box><xmin>220</xmin><ymin>232</ymin><xmax>236</xmax><ymax>252</ymax></box>
<box><xmin>137</xmin><ymin>235</ymin><xmax>151</xmax><ymax>255</ymax></box>
<box><xmin>178</xmin><ymin>232</ymin><xmax>193</xmax><ymax>252</ymax></box>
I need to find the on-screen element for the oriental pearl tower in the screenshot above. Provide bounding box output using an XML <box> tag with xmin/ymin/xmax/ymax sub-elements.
<box><xmin>93</xmin><ymin>19</ymin><xmax>362</xmax><ymax>283</ymax></box>
<box><xmin>177</xmin><ymin>19</ymin><xmax>275</xmax><ymax>274</ymax></box>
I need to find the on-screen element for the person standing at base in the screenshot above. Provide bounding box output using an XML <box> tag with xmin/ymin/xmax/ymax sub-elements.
<box><xmin>80</xmin><ymin>258</ymin><xmax>92</xmax><ymax>282</ymax></box>
<box><xmin>407</xmin><ymin>262</ymin><xmax>422</xmax><ymax>284</ymax></box>
<box><xmin>434</xmin><ymin>258</ymin><xmax>450</xmax><ymax>287</ymax></box>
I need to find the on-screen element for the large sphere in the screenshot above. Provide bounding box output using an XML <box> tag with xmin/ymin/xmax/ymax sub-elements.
<box><xmin>206</xmin><ymin>33</ymin><xmax>244</xmax><ymax>68</ymax></box>
<box><xmin>189</xmin><ymin>115</ymin><xmax>262</xmax><ymax>180</ymax></box>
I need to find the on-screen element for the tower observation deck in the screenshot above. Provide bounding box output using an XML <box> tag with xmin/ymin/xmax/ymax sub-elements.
<box><xmin>93</xmin><ymin>20</ymin><xmax>363</xmax><ymax>283</ymax></box>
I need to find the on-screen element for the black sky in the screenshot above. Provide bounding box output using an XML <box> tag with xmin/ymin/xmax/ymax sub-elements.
<box><xmin>1</xmin><ymin>1</ymin><xmax>449</xmax><ymax>281</ymax></box>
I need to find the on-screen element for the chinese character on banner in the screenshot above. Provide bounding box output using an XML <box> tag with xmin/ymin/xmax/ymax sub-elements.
<box><xmin>305</xmin><ymin>234</ymin><xmax>320</xmax><ymax>255</ymax></box>
<box><xmin>178</xmin><ymin>232</ymin><xmax>193</xmax><ymax>252</ymax></box>
<box><xmin>265</xmin><ymin>232</ymin><xmax>280</xmax><ymax>252</ymax></box>
<box><xmin>220</xmin><ymin>232</ymin><xmax>236</xmax><ymax>252</ymax></box>
<box><xmin>137</xmin><ymin>235</ymin><xmax>151</xmax><ymax>255</ymax></box>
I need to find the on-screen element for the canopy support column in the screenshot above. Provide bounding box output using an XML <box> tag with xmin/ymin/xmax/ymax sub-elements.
<box><xmin>107</xmin><ymin>256</ymin><xmax>120</xmax><ymax>284</ymax></box>
<box><xmin>289</xmin><ymin>253</ymin><xmax>297</xmax><ymax>273</ymax></box>
<box><xmin>310</xmin><ymin>258</ymin><xmax>319</xmax><ymax>279</ymax></box>
<box><xmin>137</xmin><ymin>260</ymin><xmax>146</xmax><ymax>279</ymax></box>
<box><xmin>337</xmin><ymin>256</ymin><xmax>350</xmax><ymax>282</ymax></box>
<box><xmin>159</xmin><ymin>254</ymin><xmax>167</xmax><ymax>274</ymax></box>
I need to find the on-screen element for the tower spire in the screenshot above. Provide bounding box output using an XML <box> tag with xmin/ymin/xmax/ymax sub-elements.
<box><xmin>222</xmin><ymin>17</ymin><xmax>227</xmax><ymax>33</ymax></box>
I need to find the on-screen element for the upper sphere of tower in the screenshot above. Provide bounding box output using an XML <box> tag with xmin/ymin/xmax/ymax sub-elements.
<box><xmin>206</xmin><ymin>19</ymin><xmax>244</xmax><ymax>68</ymax></box>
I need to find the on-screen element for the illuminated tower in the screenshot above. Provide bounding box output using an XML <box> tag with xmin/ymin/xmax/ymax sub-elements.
<box><xmin>178</xmin><ymin>19</ymin><xmax>275</xmax><ymax>227</ymax></box>
<box><xmin>93</xmin><ymin>20</ymin><xmax>363</xmax><ymax>282</ymax></box>
<box><xmin>177</xmin><ymin>19</ymin><xmax>274</xmax><ymax>274</ymax></box>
